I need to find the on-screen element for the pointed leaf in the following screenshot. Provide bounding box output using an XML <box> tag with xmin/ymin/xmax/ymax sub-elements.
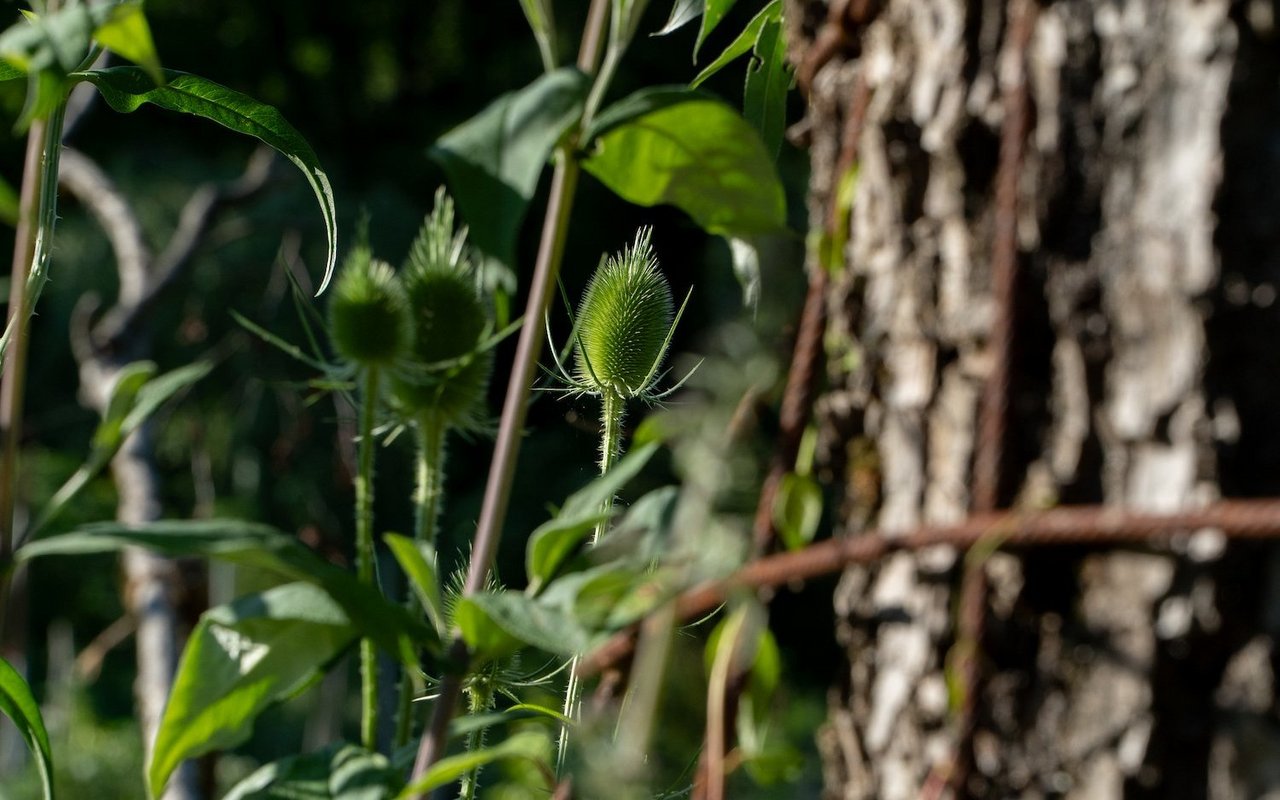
<box><xmin>691</xmin><ymin>0</ymin><xmax>780</xmax><ymax>87</ymax></box>
<box><xmin>395</xmin><ymin>731</ymin><xmax>549</xmax><ymax>798</ymax></box>
<box><xmin>457</xmin><ymin>592</ymin><xmax>591</xmax><ymax>660</ymax></box>
<box><xmin>76</xmin><ymin>67</ymin><xmax>337</xmax><ymax>293</ymax></box>
<box><xmin>17</xmin><ymin>520</ymin><xmax>434</xmax><ymax>668</ymax></box>
<box><xmin>429</xmin><ymin>68</ymin><xmax>589</xmax><ymax>269</ymax></box>
<box><xmin>92</xmin><ymin>1</ymin><xmax>161</xmax><ymax>84</ymax></box>
<box><xmin>525</xmin><ymin>443</ymin><xmax>659</xmax><ymax>591</ymax></box>
<box><xmin>384</xmin><ymin>533</ymin><xmax>446</xmax><ymax>636</ymax></box>
<box><xmin>583</xmin><ymin>88</ymin><xmax>786</xmax><ymax>237</ymax></box>
<box><xmin>655</xmin><ymin>0</ymin><xmax>702</xmax><ymax>36</ymax></box>
<box><xmin>0</xmin><ymin>657</ymin><xmax>54</xmax><ymax>800</ymax></box>
<box><xmin>0</xmin><ymin>61</ymin><xmax>23</xmax><ymax>81</ymax></box>
<box><xmin>695</xmin><ymin>0</ymin><xmax>739</xmax><ymax>59</ymax></box>
<box><xmin>773</xmin><ymin>472</ymin><xmax>822</xmax><ymax>551</ymax></box>
<box><xmin>743</xmin><ymin>16</ymin><xmax>790</xmax><ymax>158</ymax></box>
<box><xmin>149</xmin><ymin>583</ymin><xmax>356</xmax><ymax>798</ymax></box>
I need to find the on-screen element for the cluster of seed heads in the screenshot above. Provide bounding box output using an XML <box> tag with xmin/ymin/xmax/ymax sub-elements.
<box><xmin>327</xmin><ymin>189</ymin><xmax>492</xmax><ymax>430</ymax></box>
<box><xmin>548</xmin><ymin>227</ymin><xmax>691</xmax><ymax>404</ymax></box>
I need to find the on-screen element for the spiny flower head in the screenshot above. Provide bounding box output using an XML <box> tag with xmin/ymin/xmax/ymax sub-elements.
<box><xmin>327</xmin><ymin>244</ymin><xmax>411</xmax><ymax>368</ymax></box>
<box><xmin>391</xmin><ymin>190</ymin><xmax>493</xmax><ymax>428</ymax></box>
<box><xmin>574</xmin><ymin>227</ymin><xmax>675</xmax><ymax>399</ymax></box>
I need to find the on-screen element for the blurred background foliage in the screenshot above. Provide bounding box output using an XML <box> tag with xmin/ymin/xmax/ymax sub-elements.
<box><xmin>0</xmin><ymin>1</ymin><xmax>836</xmax><ymax>796</ymax></box>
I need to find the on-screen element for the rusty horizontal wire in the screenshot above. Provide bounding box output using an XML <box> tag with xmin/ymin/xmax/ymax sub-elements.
<box><xmin>579</xmin><ymin>499</ymin><xmax>1280</xmax><ymax>677</ymax></box>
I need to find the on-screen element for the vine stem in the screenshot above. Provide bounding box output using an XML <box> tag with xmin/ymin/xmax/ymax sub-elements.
<box><xmin>557</xmin><ymin>388</ymin><xmax>625</xmax><ymax>772</ymax></box>
<box><xmin>356</xmin><ymin>366</ymin><xmax>380</xmax><ymax>752</ymax></box>
<box><xmin>395</xmin><ymin>412</ymin><xmax>447</xmax><ymax>749</ymax></box>
<box><xmin>0</xmin><ymin>105</ymin><xmax>66</xmax><ymax>614</ymax></box>
<box><xmin>407</xmin><ymin>2</ymin><xmax>611</xmax><ymax>793</ymax></box>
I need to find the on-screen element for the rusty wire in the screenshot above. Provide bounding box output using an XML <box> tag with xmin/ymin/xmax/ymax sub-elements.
<box><xmin>580</xmin><ymin>498</ymin><xmax>1280</xmax><ymax>677</ymax></box>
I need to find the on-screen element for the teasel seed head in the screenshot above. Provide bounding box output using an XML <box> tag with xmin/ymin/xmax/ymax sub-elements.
<box><xmin>327</xmin><ymin>246</ymin><xmax>411</xmax><ymax>368</ymax></box>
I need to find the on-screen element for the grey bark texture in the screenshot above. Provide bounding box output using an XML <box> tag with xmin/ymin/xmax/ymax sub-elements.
<box><xmin>791</xmin><ymin>0</ymin><xmax>1280</xmax><ymax>797</ymax></box>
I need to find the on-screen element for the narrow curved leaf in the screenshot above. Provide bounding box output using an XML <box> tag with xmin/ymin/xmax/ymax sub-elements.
<box><xmin>743</xmin><ymin>16</ymin><xmax>790</xmax><ymax>158</ymax></box>
<box><xmin>384</xmin><ymin>533</ymin><xmax>446</xmax><ymax>636</ymax></box>
<box><xmin>0</xmin><ymin>657</ymin><xmax>54</xmax><ymax>800</ymax></box>
<box><xmin>429</xmin><ymin>67</ymin><xmax>589</xmax><ymax>270</ymax></box>
<box><xmin>583</xmin><ymin>88</ymin><xmax>785</xmax><ymax>237</ymax></box>
<box><xmin>395</xmin><ymin>731</ymin><xmax>550</xmax><ymax>799</ymax></box>
<box><xmin>149</xmin><ymin>583</ymin><xmax>356</xmax><ymax>799</ymax></box>
<box><xmin>691</xmin><ymin>0</ymin><xmax>780</xmax><ymax>87</ymax></box>
<box><xmin>695</xmin><ymin>0</ymin><xmax>739</xmax><ymax>59</ymax></box>
<box><xmin>17</xmin><ymin>520</ymin><xmax>434</xmax><ymax>668</ymax></box>
<box><xmin>656</xmin><ymin>0</ymin><xmax>702</xmax><ymax>36</ymax></box>
<box><xmin>75</xmin><ymin>67</ymin><xmax>338</xmax><ymax>293</ymax></box>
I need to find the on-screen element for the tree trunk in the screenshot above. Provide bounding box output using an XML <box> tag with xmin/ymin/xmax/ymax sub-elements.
<box><xmin>793</xmin><ymin>0</ymin><xmax>1280</xmax><ymax>797</ymax></box>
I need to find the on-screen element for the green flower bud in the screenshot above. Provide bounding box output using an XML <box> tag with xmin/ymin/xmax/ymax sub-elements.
<box><xmin>575</xmin><ymin>228</ymin><xmax>674</xmax><ymax>398</ymax></box>
<box><xmin>391</xmin><ymin>191</ymin><xmax>492</xmax><ymax>428</ymax></box>
<box><xmin>327</xmin><ymin>248</ymin><xmax>411</xmax><ymax>368</ymax></box>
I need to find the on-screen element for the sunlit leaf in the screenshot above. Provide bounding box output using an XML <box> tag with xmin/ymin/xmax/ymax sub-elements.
<box><xmin>429</xmin><ymin>68</ymin><xmax>589</xmax><ymax>269</ymax></box>
<box><xmin>655</xmin><ymin>0</ymin><xmax>702</xmax><ymax>36</ymax></box>
<box><xmin>17</xmin><ymin>519</ymin><xmax>434</xmax><ymax>668</ymax></box>
<box><xmin>0</xmin><ymin>657</ymin><xmax>54</xmax><ymax>800</ymax></box>
<box><xmin>92</xmin><ymin>1</ymin><xmax>161</xmax><ymax>84</ymax></box>
<box><xmin>583</xmin><ymin>88</ymin><xmax>785</xmax><ymax>238</ymax></box>
<box><xmin>695</xmin><ymin>0</ymin><xmax>739</xmax><ymax>59</ymax></box>
<box><xmin>457</xmin><ymin>592</ymin><xmax>591</xmax><ymax>661</ymax></box>
<box><xmin>395</xmin><ymin>731</ymin><xmax>550</xmax><ymax>798</ymax></box>
<box><xmin>691</xmin><ymin>0</ymin><xmax>780</xmax><ymax>87</ymax></box>
<box><xmin>384</xmin><ymin>533</ymin><xmax>446</xmax><ymax>637</ymax></box>
<box><xmin>743</xmin><ymin>16</ymin><xmax>790</xmax><ymax>158</ymax></box>
<box><xmin>773</xmin><ymin>472</ymin><xmax>822</xmax><ymax>551</ymax></box>
<box><xmin>76</xmin><ymin>67</ymin><xmax>338</xmax><ymax>293</ymax></box>
<box><xmin>149</xmin><ymin>583</ymin><xmax>356</xmax><ymax>799</ymax></box>
<box><xmin>525</xmin><ymin>443</ymin><xmax>659</xmax><ymax>592</ymax></box>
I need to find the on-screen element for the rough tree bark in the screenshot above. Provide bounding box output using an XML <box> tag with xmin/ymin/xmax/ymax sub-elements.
<box><xmin>792</xmin><ymin>0</ymin><xmax>1280</xmax><ymax>797</ymax></box>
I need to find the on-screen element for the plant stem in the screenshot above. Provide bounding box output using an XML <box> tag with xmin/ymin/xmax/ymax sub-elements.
<box><xmin>458</xmin><ymin>682</ymin><xmax>493</xmax><ymax>800</ymax></box>
<box><xmin>1</xmin><ymin>104</ymin><xmax>66</xmax><ymax>598</ymax></box>
<box><xmin>395</xmin><ymin>412</ymin><xmax>447</xmax><ymax>749</ymax></box>
<box><xmin>557</xmin><ymin>389</ymin><xmax>626</xmax><ymax>771</ymax></box>
<box><xmin>408</xmin><ymin>3</ymin><xmax>612</xmax><ymax>791</ymax></box>
<box><xmin>356</xmin><ymin>366</ymin><xmax>380</xmax><ymax>752</ymax></box>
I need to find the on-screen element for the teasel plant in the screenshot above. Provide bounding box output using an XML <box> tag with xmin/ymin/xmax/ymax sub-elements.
<box><xmin>544</xmin><ymin>226</ymin><xmax>695</xmax><ymax>769</ymax></box>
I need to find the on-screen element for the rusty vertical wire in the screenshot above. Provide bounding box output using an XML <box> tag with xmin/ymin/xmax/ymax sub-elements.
<box><xmin>954</xmin><ymin>0</ymin><xmax>1037</xmax><ymax>796</ymax></box>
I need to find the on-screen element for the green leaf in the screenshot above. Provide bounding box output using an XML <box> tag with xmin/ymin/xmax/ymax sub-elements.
<box><xmin>448</xmin><ymin>704</ymin><xmax>566</xmax><ymax>741</ymax></box>
<box><xmin>0</xmin><ymin>170</ymin><xmax>18</xmax><ymax>225</ymax></box>
<box><xmin>695</xmin><ymin>0</ymin><xmax>739</xmax><ymax>59</ymax></box>
<box><xmin>743</xmin><ymin>16</ymin><xmax>790</xmax><ymax>159</ymax></box>
<box><xmin>17</xmin><ymin>520</ymin><xmax>433</xmax><ymax>668</ymax></box>
<box><xmin>690</xmin><ymin>0</ymin><xmax>780</xmax><ymax>87</ymax></box>
<box><xmin>429</xmin><ymin>68</ymin><xmax>589</xmax><ymax>269</ymax></box>
<box><xmin>517</xmin><ymin>0</ymin><xmax>557</xmax><ymax>71</ymax></box>
<box><xmin>395</xmin><ymin>731</ymin><xmax>550</xmax><ymax>798</ymax></box>
<box><xmin>149</xmin><ymin>583</ymin><xmax>356</xmax><ymax>799</ymax></box>
<box><xmin>76</xmin><ymin>67</ymin><xmax>338</xmax><ymax>293</ymax></box>
<box><xmin>383</xmin><ymin>533</ymin><xmax>446</xmax><ymax>637</ymax></box>
<box><xmin>457</xmin><ymin>592</ymin><xmax>591</xmax><ymax>660</ymax></box>
<box><xmin>33</xmin><ymin>361</ymin><xmax>212</xmax><ymax>537</ymax></box>
<box><xmin>92</xmin><ymin>1</ymin><xmax>161</xmax><ymax>85</ymax></box>
<box><xmin>583</xmin><ymin>88</ymin><xmax>786</xmax><ymax>238</ymax></box>
<box><xmin>728</xmin><ymin>236</ymin><xmax>761</xmax><ymax>310</ymax></box>
<box><xmin>525</xmin><ymin>443</ymin><xmax>659</xmax><ymax>592</ymax></box>
<box><xmin>655</xmin><ymin>0</ymin><xmax>702</xmax><ymax>36</ymax></box>
<box><xmin>773</xmin><ymin>472</ymin><xmax>822</xmax><ymax>551</ymax></box>
<box><xmin>0</xmin><ymin>657</ymin><xmax>54</xmax><ymax>800</ymax></box>
<box><xmin>0</xmin><ymin>61</ymin><xmax>23</xmax><ymax>82</ymax></box>
<box><xmin>0</xmin><ymin>3</ymin><xmax>94</xmax><ymax>75</ymax></box>
<box><xmin>224</xmin><ymin>744</ymin><xmax>398</xmax><ymax>800</ymax></box>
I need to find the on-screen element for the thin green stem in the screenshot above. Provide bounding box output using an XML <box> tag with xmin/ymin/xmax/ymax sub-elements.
<box><xmin>356</xmin><ymin>366</ymin><xmax>380</xmax><ymax>752</ymax></box>
<box><xmin>395</xmin><ymin>412</ymin><xmax>448</xmax><ymax>749</ymax></box>
<box><xmin>1</xmin><ymin>103</ymin><xmax>66</xmax><ymax>608</ymax></box>
<box><xmin>458</xmin><ymin>682</ymin><xmax>493</xmax><ymax>800</ymax></box>
<box><xmin>558</xmin><ymin>389</ymin><xmax>626</xmax><ymax>772</ymax></box>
